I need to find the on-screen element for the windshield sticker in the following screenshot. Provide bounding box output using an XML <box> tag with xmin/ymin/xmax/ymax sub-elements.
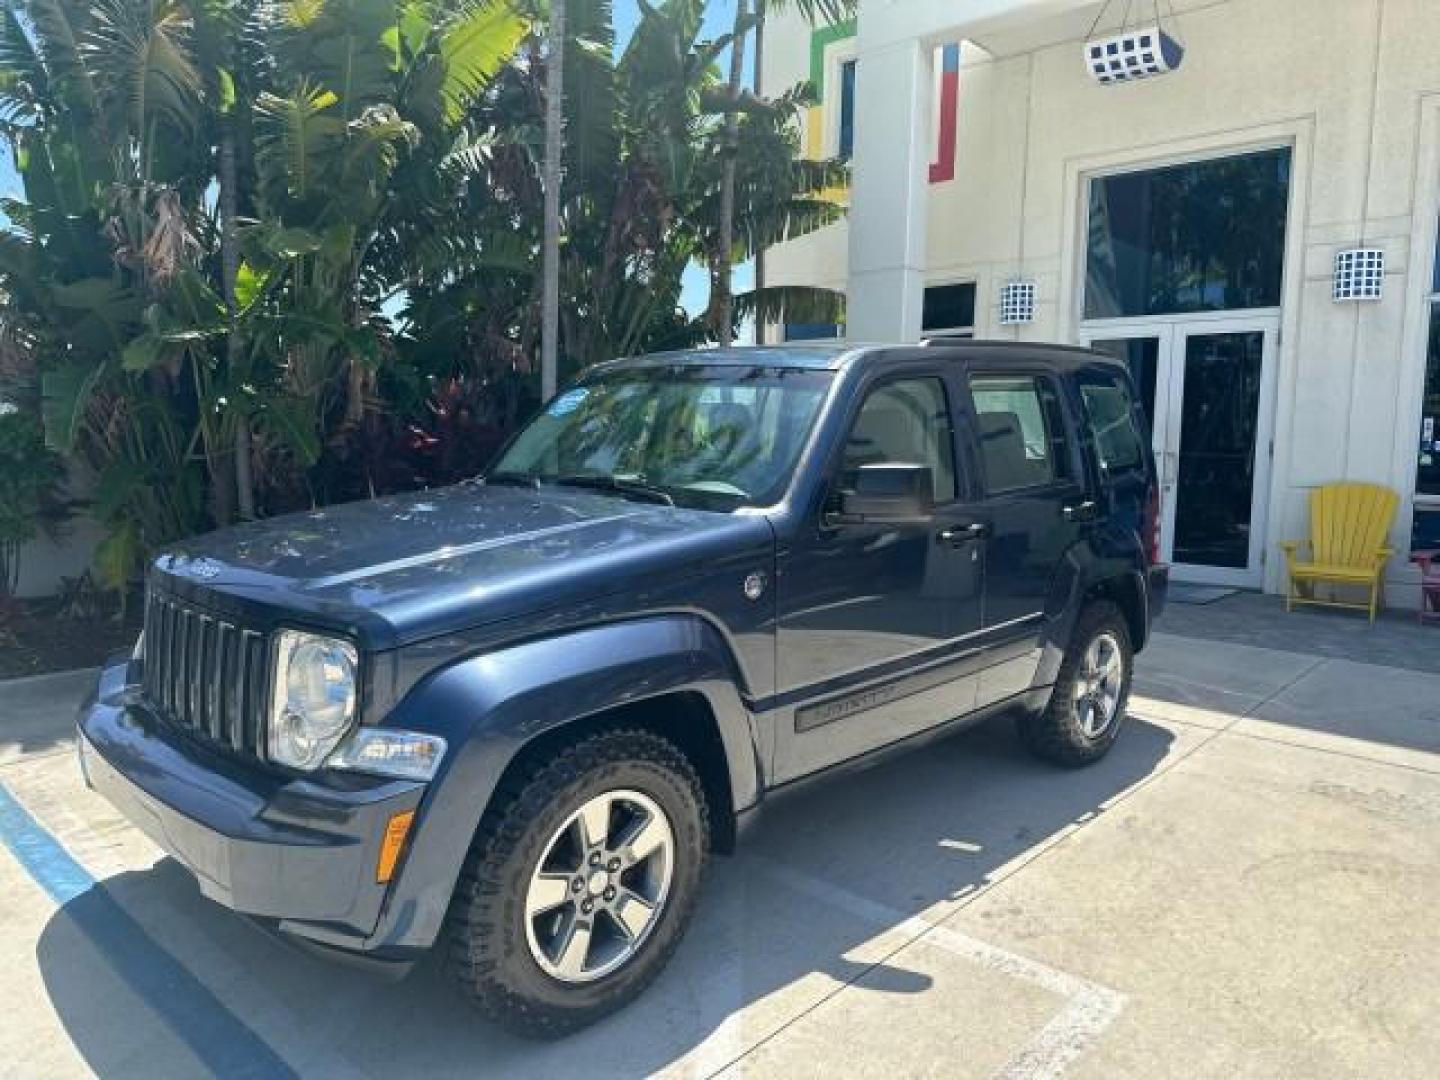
<box><xmin>548</xmin><ymin>388</ymin><xmax>588</xmax><ymax>417</ymax></box>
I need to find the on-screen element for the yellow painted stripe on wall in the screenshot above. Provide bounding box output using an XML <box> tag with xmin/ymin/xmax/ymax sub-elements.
<box><xmin>805</xmin><ymin>106</ymin><xmax>823</xmax><ymax>159</ymax></box>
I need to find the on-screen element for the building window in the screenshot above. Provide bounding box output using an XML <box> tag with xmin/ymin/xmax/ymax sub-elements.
<box><xmin>922</xmin><ymin>282</ymin><xmax>976</xmax><ymax>338</ymax></box>
<box><xmin>1084</xmin><ymin>148</ymin><xmax>1291</xmax><ymax>320</ymax></box>
<box><xmin>784</xmin><ymin>322</ymin><xmax>843</xmax><ymax>342</ymax></box>
<box><xmin>838</xmin><ymin>59</ymin><xmax>857</xmax><ymax>160</ymax></box>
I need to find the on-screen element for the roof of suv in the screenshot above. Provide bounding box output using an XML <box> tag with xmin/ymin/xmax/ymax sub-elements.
<box><xmin>602</xmin><ymin>341</ymin><xmax>1117</xmax><ymax>374</ymax></box>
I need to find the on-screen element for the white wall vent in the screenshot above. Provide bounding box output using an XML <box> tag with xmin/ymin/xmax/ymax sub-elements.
<box><xmin>999</xmin><ymin>281</ymin><xmax>1036</xmax><ymax>326</ymax></box>
<box><xmin>1333</xmin><ymin>248</ymin><xmax>1385</xmax><ymax>302</ymax></box>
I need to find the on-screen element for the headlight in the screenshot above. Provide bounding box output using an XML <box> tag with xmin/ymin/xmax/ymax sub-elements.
<box><xmin>269</xmin><ymin>630</ymin><xmax>358</xmax><ymax>771</ymax></box>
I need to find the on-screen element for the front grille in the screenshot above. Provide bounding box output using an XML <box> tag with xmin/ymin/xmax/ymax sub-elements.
<box><xmin>142</xmin><ymin>589</ymin><xmax>270</xmax><ymax>757</ymax></box>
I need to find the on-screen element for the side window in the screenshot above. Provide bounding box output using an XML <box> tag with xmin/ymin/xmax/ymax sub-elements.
<box><xmin>840</xmin><ymin>377</ymin><xmax>957</xmax><ymax>502</ymax></box>
<box><xmin>969</xmin><ymin>375</ymin><xmax>1071</xmax><ymax>493</ymax></box>
<box><xmin>1079</xmin><ymin>375</ymin><xmax>1146</xmax><ymax>474</ymax></box>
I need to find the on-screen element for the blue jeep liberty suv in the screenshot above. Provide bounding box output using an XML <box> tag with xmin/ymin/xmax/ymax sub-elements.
<box><xmin>79</xmin><ymin>341</ymin><xmax>1168</xmax><ymax>1036</ymax></box>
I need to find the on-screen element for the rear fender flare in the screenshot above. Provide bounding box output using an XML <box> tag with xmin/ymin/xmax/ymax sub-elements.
<box><xmin>1036</xmin><ymin>544</ymin><xmax>1148</xmax><ymax>687</ymax></box>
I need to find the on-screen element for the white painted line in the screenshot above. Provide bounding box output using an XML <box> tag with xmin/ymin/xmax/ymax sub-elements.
<box><xmin>992</xmin><ymin>986</ymin><xmax>1127</xmax><ymax>1080</ymax></box>
<box><xmin>749</xmin><ymin>857</ymin><xmax>1126</xmax><ymax>1080</ymax></box>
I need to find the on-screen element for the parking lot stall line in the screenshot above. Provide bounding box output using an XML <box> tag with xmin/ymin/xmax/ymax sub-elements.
<box><xmin>0</xmin><ymin>778</ymin><xmax>300</xmax><ymax>1080</ymax></box>
<box><xmin>729</xmin><ymin>856</ymin><xmax>1127</xmax><ymax>1080</ymax></box>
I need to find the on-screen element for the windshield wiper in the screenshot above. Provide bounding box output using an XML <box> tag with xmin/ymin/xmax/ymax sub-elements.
<box><xmin>483</xmin><ymin>471</ymin><xmax>542</xmax><ymax>490</ymax></box>
<box><xmin>552</xmin><ymin>474</ymin><xmax>675</xmax><ymax>506</ymax></box>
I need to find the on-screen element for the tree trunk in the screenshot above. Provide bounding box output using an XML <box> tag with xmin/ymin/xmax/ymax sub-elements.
<box><xmin>540</xmin><ymin>0</ymin><xmax>565</xmax><ymax>401</ymax></box>
<box><xmin>219</xmin><ymin>130</ymin><xmax>255</xmax><ymax>521</ymax></box>
<box><xmin>753</xmin><ymin>0</ymin><xmax>767</xmax><ymax>345</ymax></box>
<box><xmin>715</xmin><ymin>0</ymin><xmax>751</xmax><ymax>349</ymax></box>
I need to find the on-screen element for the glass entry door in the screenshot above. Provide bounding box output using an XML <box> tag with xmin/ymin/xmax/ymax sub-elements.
<box><xmin>1083</xmin><ymin>317</ymin><xmax>1278</xmax><ymax>588</ymax></box>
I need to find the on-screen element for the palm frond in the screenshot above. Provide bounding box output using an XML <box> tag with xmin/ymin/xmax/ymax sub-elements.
<box><xmin>24</xmin><ymin>0</ymin><xmax>98</xmax><ymax>112</ymax></box>
<box><xmin>734</xmin><ymin>284</ymin><xmax>845</xmax><ymax>327</ymax></box>
<box><xmin>438</xmin><ymin>0</ymin><xmax>527</xmax><ymax>125</ymax></box>
<box><xmin>87</xmin><ymin>0</ymin><xmax>204</xmax><ymax>139</ymax></box>
<box><xmin>254</xmin><ymin>82</ymin><xmax>343</xmax><ymax>201</ymax></box>
<box><xmin>0</xmin><ymin>7</ymin><xmax>47</xmax><ymax>122</ymax></box>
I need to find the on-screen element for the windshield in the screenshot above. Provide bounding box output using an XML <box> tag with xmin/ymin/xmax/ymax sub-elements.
<box><xmin>492</xmin><ymin>366</ymin><xmax>835</xmax><ymax>511</ymax></box>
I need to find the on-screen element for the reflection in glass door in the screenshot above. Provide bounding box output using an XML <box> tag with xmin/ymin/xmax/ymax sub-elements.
<box><xmin>1089</xmin><ymin>337</ymin><xmax>1160</xmax><ymax>430</ymax></box>
<box><xmin>1172</xmin><ymin>332</ymin><xmax>1265</xmax><ymax>570</ymax></box>
<box><xmin>1083</xmin><ymin>320</ymin><xmax>1277</xmax><ymax>588</ymax></box>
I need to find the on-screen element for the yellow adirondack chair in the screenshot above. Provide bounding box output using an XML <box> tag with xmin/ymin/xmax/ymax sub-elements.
<box><xmin>1280</xmin><ymin>482</ymin><xmax>1399</xmax><ymax>622</ymax></box>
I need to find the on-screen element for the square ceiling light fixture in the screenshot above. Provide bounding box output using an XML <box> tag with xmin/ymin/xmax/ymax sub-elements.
<box><xmin>999</xmin><ymin>281</ymin><xmax>1036</xmax><ymax>326</ymax></box>
<box><xmin>1085</xmin><ymin>25</ymin><xmax>1184</xmax><ymax>85</ymax></box>
<box><xmin>1333</xmin><ymin>248</ymin><xmax>1385</xmax><ymax>302</ymax></box>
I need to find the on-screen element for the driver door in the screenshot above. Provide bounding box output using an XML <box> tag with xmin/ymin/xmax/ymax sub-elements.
<box><xmin>774</xmin><ymin>371</ymin><xmax>985</xmax><ymax>782</ymax></box>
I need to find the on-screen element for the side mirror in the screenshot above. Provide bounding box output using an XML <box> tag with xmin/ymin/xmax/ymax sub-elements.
<box><xmin>834</xmin><ymin>463</ymin><xmax>936</xmax><ymax>524</ymax></box>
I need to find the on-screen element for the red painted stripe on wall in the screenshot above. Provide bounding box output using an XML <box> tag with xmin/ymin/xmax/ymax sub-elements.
<box><xmin>929</xmin><ymin>44</ymin><xmax>960</xmax><ymax>184</ymax></box>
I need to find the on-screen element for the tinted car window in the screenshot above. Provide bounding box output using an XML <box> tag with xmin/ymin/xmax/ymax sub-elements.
<box><xmin>969</xmin><ymin>375</ymin><xmax>1069</xmax><ymax>492</ymax></box>
<box><xmin>1080</xmin><ymin>374</ymin><xmax>1147</xmax><ymax>474</ymax></box>
<box><xmin>840</xmin><ymin>377</ymin><xmax>957</xmax><ymax>502</ymax></box>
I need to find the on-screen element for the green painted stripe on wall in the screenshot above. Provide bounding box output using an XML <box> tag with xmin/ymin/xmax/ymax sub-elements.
<box><xmin>808</xmin><ymin>18</ymin><xmax>858</xmax><ymax>103</ymax></box>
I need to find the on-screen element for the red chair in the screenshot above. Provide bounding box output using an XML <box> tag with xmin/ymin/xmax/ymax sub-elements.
<box><xmin>1412</xmin><ymin>551</ymin><xmax>1440</xmax><ymax>624</ymax></box>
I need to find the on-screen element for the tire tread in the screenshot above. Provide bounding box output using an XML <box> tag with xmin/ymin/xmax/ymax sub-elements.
<box><xmin>444</xmin><ymin>728</ymin><xmax>709</xmax><ymax>1038</ymax></box>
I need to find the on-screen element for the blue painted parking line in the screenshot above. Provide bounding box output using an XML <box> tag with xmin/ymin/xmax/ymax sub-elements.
<box><xmin>0</xmin><ymin>780</ymin><xmax>299</xmax><ymax>1080</ymax></box>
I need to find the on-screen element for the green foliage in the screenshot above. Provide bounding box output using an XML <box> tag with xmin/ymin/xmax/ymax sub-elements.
<box><xmin>0</xmin><ymin>0</ymin><xmax>847</xmax><ymax>595</ymax></box>
<box><xmin>0</xmin><ymin>409</ymin><xmax>67</xmax><ymax>595</ymax></box>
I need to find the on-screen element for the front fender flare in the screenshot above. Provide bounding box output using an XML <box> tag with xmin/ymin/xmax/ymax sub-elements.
<box><xmin>364</xmin><ymin>615</ymin><xmax>761</xmax><ymax>956</ymax></box>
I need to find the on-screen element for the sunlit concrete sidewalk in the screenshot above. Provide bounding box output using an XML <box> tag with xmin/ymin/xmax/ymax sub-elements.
<box><xmin>1</xmin><ymin>614</ymin><xmax>1437</xmax><ymax>1078</ymax></box>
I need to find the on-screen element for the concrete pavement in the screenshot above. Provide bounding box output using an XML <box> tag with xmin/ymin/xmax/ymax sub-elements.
<box><xmin>1</xmin><ymin>627</ymin><xmax>1438</xmax><ymax>1078</ymax></box>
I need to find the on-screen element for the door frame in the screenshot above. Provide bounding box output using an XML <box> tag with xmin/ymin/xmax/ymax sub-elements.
<box><xmin>1081</xmin><ymin>310</ymin><xmax>1281</xmax><ymax>588</ymax></box>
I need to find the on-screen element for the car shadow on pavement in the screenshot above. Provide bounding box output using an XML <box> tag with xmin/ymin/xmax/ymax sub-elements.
<box><xmin>36</xmin><ymin>714</ymin><xmax>1174</xmax><ymax>1079</ymax></box>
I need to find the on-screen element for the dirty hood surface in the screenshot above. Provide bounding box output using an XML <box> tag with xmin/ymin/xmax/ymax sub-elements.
<box><xmin>153</xmin><ymin>483</ymin><xmax>773</xmax><ymax>647</ymax></box>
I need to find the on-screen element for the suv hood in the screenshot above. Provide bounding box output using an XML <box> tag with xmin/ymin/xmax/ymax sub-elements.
<box><xmin>153</xmin><ymin>483</ymin><xmax>775</xmax><ymax>648</ymax></box>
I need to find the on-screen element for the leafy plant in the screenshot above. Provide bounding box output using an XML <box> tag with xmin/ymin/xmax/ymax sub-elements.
<box><xmin>0</xmin><ymin>408</ymin><xmax>68</xmax><ymax>596</ymax></box>
<box><xmin>0</xmin><ymin>0</ymin><xmax>849</xmax><ymax>598</ymax></box>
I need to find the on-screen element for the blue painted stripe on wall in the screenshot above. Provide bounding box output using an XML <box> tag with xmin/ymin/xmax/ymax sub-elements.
<box><xmin>0</xmin><ymin>780</ymin><xmax>299</xmax><ymax>1079</ymax></box>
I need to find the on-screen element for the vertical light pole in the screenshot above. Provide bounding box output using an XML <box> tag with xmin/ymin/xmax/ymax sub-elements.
<box><xmin>716</xmin><ymin>0</ymin><xmax>752</xmax><ymax>349</ymax></box>
<box><xmin>540</xmin><ymin>0</ymin><xmax>565</xmax><ymax>400</ymax></box>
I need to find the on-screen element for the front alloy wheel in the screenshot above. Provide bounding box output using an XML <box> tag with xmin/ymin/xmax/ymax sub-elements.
<box><xmin>446</xmin><ymin>729</ymin><xmax>710</xmax><ymax>1038</ymax></box>
<box><xmin>525</xmin><ymin>789</ymin><xmax>674</xmax><ymax>983</ymax></box>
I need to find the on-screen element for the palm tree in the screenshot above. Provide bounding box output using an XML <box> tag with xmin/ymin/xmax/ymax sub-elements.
<box><xmin>749</xmin><ymin>0</ymin><xmax>855</xmax><ymax>343</ymax></box>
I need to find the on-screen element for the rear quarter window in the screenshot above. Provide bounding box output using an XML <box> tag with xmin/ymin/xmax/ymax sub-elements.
<box><xmin>1079</xmin><ymin>374</ymin><xmax>1147</xmax><ymax>475</ymax></box>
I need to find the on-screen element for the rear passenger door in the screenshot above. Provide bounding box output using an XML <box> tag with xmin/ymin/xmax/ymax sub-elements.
<box><xmin>962</xmin><ymin>368</ymin><xmax>1089</xmax><ymax>708</ymax></box>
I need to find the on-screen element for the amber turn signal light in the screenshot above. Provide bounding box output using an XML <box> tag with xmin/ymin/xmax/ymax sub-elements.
<box><xmin>376</xmin><ymin>809</ymin><xmax>416</xmax><ymax>884</ymax></box>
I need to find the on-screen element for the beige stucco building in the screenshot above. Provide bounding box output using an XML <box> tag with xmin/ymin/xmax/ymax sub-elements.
<box><xmin>764</xmin><ymin>0</ymin><xmax>1440</xmax><ymax>602</ymax></box>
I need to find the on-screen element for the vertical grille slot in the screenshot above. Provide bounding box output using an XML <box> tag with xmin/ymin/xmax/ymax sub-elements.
<box><xmin>142</xmin><ymin>589</ymin><xmax>269</xmax><ymax>758</ymax></box>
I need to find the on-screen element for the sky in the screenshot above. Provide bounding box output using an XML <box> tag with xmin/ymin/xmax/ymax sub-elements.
<box><xmin>0</xmin><ymin>1</ymin><xmax>751</xmax><ymax>326</ymax></box>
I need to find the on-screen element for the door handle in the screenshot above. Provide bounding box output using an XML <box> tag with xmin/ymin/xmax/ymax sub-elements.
<box><xmin>1063</xmin><ymin>500</ymin><xmax>1098</xmax><ymax>522</ymax></box>
<box><xmin>938</xmin><ymin>523</ymin><xmax>990</xmax><ymax>546</ymax></box>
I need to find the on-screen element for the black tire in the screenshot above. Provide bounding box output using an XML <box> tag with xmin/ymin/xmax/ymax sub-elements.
<box><xmin>1019</xmin><ymin>600</ymin><xmax>1133</xmax><ymax>767</ymax></box>
<box><xmin>444</xmin><ymin>728</ymin><xmax>710</xmax><ymax>1038</ymax></box>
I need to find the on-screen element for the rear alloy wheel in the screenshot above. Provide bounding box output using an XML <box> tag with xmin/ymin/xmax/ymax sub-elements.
<box><xmin>1019</xmin><ymin>601</ymin><xmax>1133</xmax><ymax>767</ymax></box>
<box><xmin>446</xmin><ymin>729</ymin><xmax>709</xmax><ymax>1037</ymax></box>
<box><xmin>1072</xmin><ymin>632</ymin><xmax>1125</xmax><ymax>740</ymax></box>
